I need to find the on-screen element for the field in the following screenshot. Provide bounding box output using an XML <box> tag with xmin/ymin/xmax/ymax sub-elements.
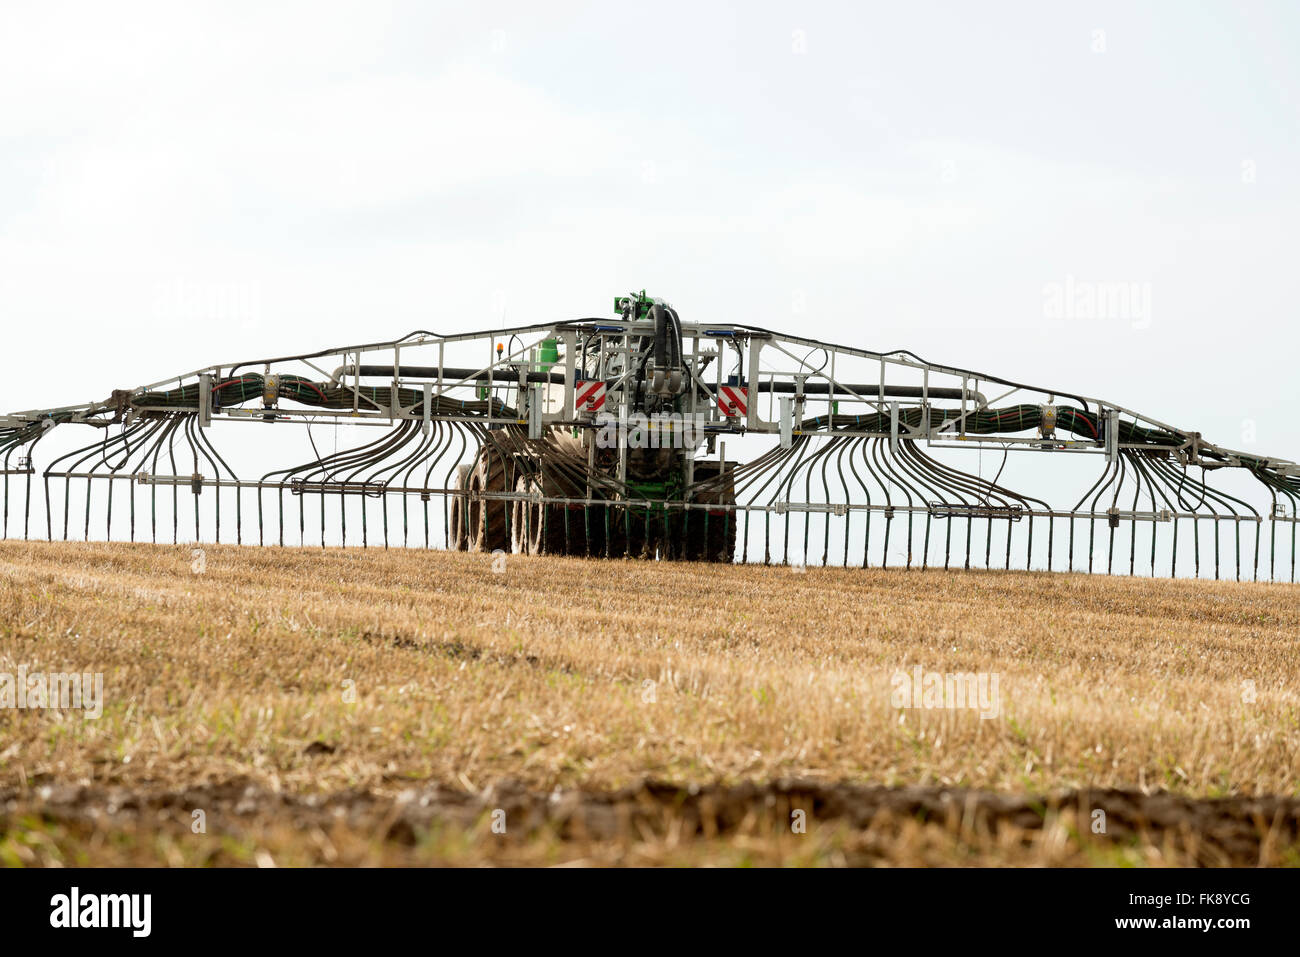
<box><xmin>1</xmin><ymin>540</ymin><xmax>1298</xmax><ymax>866</ymax></box>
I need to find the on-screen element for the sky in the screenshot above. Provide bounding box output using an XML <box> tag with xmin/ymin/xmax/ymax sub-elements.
<box><xmin>3</xmin><ymin>0</ymin><xmax>1299</xmax><ymax>463</ymax></box>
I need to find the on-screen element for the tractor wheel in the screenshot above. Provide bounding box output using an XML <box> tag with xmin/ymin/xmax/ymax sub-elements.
<box><xmin>447</xmin><ymin>464</ymin><xmax>471</xmax><ymax>550</ymax></box>
<box><xmin>602</xmin><ymin>501</ymin><xmax>649</xmax><ymax>559</ymax></box>
<box><xmin>703</xmin><ymin>497</ymin><xmax>737</xmax><ymax>563</ymax></box>
<box><xmin>679</xmin><ymin>466</ymin><xmax>736</xmax><ymax>562</ymax></box>
<box><xmin>512</xmin><ymin>474</ymin><xmax>589</xmax><ymax>555</ymax></box>
<box><xmin>467</xmin><ymin>448</ymin><xmax>512</xmax><ymax>553</ymax></box>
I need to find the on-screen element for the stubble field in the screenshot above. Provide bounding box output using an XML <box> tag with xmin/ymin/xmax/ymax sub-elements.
<box><xmin>0</xmin><ymin>540</ymin><xmax>1297</xmax><ymax>866</ymax></box>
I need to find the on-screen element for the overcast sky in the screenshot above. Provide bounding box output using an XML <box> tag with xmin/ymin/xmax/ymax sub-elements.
<box><xmin>3</xmin><ymin>0</ymin><xmax>1298</xmax><ymax>462</ymax></box>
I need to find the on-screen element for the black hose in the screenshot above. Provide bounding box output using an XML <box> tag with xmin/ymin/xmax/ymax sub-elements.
<box><xmin>649</xmin><ymin>304</ymin><xmax>668</xmax><ymax>372</ymax></box>
<box><xmin>665</xmin><ymin>306</ymin><xmax>684</xmax><ymax>371</ymax></box>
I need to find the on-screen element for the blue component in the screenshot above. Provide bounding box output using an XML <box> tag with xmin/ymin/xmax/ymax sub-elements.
<box><xmin>592</xmin><ymin>325</ymin><xmax>623</xmax><ymax>333</ymax></box>
<box><xmin>704</xmin><ymin>330</ymin><xmax>734</xmax><ymax>337</ymax></box>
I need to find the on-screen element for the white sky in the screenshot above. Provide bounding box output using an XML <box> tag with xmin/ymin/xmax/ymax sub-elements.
<box><xmin>3</xmin><ymin>0</ymin><xmax>1298</xmax><ymax>462</ymax></box>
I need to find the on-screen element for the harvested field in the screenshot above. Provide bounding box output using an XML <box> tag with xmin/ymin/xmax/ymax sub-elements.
<box><xmin>1</xmin><ymin>541</ymin><xmax>1298</xmax><ymax>866</ymax></box>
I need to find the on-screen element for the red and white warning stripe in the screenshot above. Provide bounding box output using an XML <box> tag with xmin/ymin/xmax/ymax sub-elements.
<box><xmin>575</xmin><ymin>380</ymin><xmax>606</xmax><ymax>413</ymax></box>
<box><xmin>718</xmin><ymin>385</ymin><xmax>748</xmax><ymax>418</ymax></box>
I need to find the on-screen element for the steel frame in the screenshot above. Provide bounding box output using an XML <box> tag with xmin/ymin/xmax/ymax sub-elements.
<box><xmin>3</xmin><ymin>313</ymin><xmax>1297</xmax><ymax>580</ymax></box>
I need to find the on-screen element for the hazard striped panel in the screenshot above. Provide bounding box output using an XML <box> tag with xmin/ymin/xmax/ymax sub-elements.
<box><xmin>718</xmin><ymin>385</ymin><xmax>748</xmax><ymax>417</ymax></box>
<box><xmin>575</xmin><ymin>380</ymin><xmax>606</xmax><ymax>413</ymax></box>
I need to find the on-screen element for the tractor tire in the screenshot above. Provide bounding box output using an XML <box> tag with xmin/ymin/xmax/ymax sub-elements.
<box><xmin>680</xmin><ymin>466</ymin><xmax>737</xmax><ymax>562</ymax></box>
<box><xmin>512</xmin><ymin>474</ymin><xmax>594</xmax><ymax>556</ymax></box>
<box><xmin>604</xmin><ymin>501</ymin><xmax>650</xmax><ymax>559</ymax></box>
<box><xmin>447</xmin><ymin>464</ymin><xmax>471</xmax><ymax>550</ymax></box>
<box><xmin>466</xmin><ymin>447</ymin><xmax>512</xmax><ymax>553</ymax></box>
<box><xmin>703</xmin><ymin>498</ymin><xmax>737</xmax><ymax>563</ymax></box>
